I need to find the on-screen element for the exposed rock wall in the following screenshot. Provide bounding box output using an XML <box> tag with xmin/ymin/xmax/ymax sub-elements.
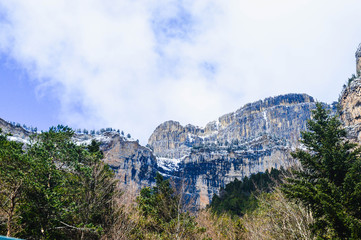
<box><xmin>75</xmin><ymin>132</ymin><xmax>157</xmax><ymax>189</ymax></box>
<box><xmin>339</xmin><ymin>78</ymin><xmax>361</xmax><ymax>141</ymax></box>
<box><xmin>149</xmin><ymin>93</ymin><xmax>320</xmax><ymax>207</ymax></box>
<box><xmin>175</xmin><ymin>136</ymin><xmax>296</xmax><ymax>207</ymax></box>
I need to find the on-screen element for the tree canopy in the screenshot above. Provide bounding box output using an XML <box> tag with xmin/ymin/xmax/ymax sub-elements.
<box><xmin>0</xmin><ymin>126</ymin><xmax>120</xmax><ymax>239</ymax></box>
<box><xmin>283</xmin><ymin>103</ymin><xmax>361</xmax><ymax>239</ymax></box>
<box><xmin>210</xmin><ymin>168</ymin><xmax>284</xmax><ymax>216</ymax></box>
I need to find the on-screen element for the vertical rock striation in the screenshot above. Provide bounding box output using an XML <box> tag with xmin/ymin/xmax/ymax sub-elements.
<box><xmin>339</xmin><ymin>78</ymin><xmax>361</xmax><ymax>141</ymax></box>
<box><xmin>149</xmin><ymin>93</ymin><xmax>323</xmax><ymax>207</ymax></box>
<box><xmin>74</xmin><ymin>132</ymin><xmax>158</xmax><ymax>189</ymax></box>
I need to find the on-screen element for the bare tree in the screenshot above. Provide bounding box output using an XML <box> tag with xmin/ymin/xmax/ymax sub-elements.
<box><xmin>242</xmin><ymin>187</ymin><xmax>314</xmax><ymax>240</ymax></box>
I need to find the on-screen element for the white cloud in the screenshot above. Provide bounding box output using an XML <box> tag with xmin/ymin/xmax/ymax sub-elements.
<box><xmin>1</xmin><ymin>0</ymin><xmax>361</xmax><ymax>143</ymax></box>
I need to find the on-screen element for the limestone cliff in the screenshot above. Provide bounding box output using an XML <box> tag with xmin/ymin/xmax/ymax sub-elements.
<box><xmin>74</xmin><ymin>132</ymin><xmax>157</xmax><ymax>189</ymax></box>
<box><xmin>149</xmin><ymin>93</ymin><xmax>323</xmax><ymax>207</ymax></box>
<box><xmin>339</xmin><ymin>77</ymin><xmax>361</xmax><ymax>141</ymax></box>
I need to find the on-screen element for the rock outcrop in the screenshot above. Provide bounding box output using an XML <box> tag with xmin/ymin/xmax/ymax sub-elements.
<box><xmin>74</xmin><ymin>133</ymin><xmax>157</xmax><ymax>189</ymax></box>
<box><xmin>149</xmin><ymin>93</ymin><xmax>324</xmax><ymax>207</ymax></box>
<box><xmin>339</xmin><ymin>77</ymin><xmax>361</xmax><ymax>141</ymax></box>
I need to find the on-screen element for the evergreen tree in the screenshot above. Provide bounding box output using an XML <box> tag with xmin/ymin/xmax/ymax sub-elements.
<box><xmin>0</xmin><ymin>130</ymin><xmax>31</xmax><ymax>237</ymax></box>
<box><xmin>133</xmin><ymin>173</ymin><xmax>200</xmax><ymax>239</ymax></box>
<box><xmin>137</xmin><ymin>173</ymin><xmax>178</xmax><ymax>224</ymax></box>
<box><xmin>283</xmin><ymin>103</ymin><xmax>361</xmax><ymax>239</ymax></box>
<box><xmin>210</xmin><ymin>168</ymin><xmax>283</xmax><ymax>216</ymax></box>
<box><xmin>15</xmin><ymin>126</ymin><xmax>119</xmax><ymax>239</ymax></box>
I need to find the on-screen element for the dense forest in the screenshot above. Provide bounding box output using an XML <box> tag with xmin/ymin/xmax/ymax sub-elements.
<box><xmin>210</xmin><ymin>167</ymin><xmax>285</xmax><ymax>216</ymax></box>
<box><xmin>1</xmin><ymin>103</ymin><xmax>361</xmax><ymax>239</ymax></box>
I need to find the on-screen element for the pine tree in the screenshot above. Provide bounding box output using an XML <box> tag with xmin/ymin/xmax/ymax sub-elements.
<box><xmin>18</xmin><ymin>126</ymin><xmax>119</xmax><ymax>239</ymax></box>
<box><xmin>283</xmin><ymin>103</ymin><xmax>361</xmax><ymax>239</ymax></box>
<box><xmin>0</xmin><ymin>129</ymin><xmax>31</xmax><ymax>237</ymax></box>
<box><xmin>137</xmin><ymin>173</ymin><xmax>178</xmax><ymax>223</ymax></box>
<box><xmin>134</xmin><ymin>173</ymin><xmax>200</xmax><ymax>239</ymax></box>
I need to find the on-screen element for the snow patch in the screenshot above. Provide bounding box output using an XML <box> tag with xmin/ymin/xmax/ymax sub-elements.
<box><xmin>263</xmin><ymin>110</ymin><xmax>269</xmax><ymax>131</ymax></box>
<box><xmin>74</xmin><ymin>135</ymin><xmax>112</xmax><ymax>146</ymax></box>
<box><xmin>7</xmin><ymin>136</ymin><xmax>29</xmax><ymax>144</ymax></box>
<box><xmin>188</xmin><ymin>133</ymin><xmax>195</xmax><ymax>143</ymax></box>
<box><xmin>216</xmin><ymin>119</ymin><xmax>221</xmax><ymax>129</ymax></box>
<box><xmin>157</xmin><ymin>157</ymin><xmax>184</xmax><ymax>172</ymax></box>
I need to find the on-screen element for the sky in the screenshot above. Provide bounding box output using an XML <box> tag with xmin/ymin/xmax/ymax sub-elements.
<box><xmin>0</xmin><ymin>0</ymin><xmax>361</xmax><ymax>144</ymax></box>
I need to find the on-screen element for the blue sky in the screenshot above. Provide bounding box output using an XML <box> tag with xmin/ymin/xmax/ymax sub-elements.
<box><xmin>0</xmin><ymin>55</ymin><xmax>59</xmax><ymax>129</ymax></box>
<box><xmin>0</xmin><ymin>0</ymin><xmax>361</xmax><ymax>143</ymax></box>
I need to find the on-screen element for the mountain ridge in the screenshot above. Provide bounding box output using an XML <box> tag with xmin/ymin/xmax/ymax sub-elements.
<box><xmin>148</xmin><ymin>93</ymin><xmax>327</xmax><ymax>207</ymax></box>
<box><xmin>0</xmin><ymin>92</ymin><xmax>336</xmax><ymax>208</ymax></box>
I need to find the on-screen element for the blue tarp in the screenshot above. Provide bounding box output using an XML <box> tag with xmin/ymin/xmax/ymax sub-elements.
<box><xmin>0</xmin><ymin>236</ymin><xmax>23</xmax><ymax>240</ymax></box>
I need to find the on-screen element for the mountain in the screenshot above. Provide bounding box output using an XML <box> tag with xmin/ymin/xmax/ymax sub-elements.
<box><xmin>148</xmin><ymin>93</ymin><xmax>334</xmax><ymax>207</ymax></box>
<box><xmin>0</xmin><ymin>93</ymin><xmax>336</xmax><ymax>208</ymax></box>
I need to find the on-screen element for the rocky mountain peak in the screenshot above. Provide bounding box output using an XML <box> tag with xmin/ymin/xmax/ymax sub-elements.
<box><xmin>149</xmin><ymin>93</ymin><xmax>315</xmax><ymax>159</ymax></box>
<box><xmin>148</xmin><ymin>93</ymin><xmax>320</xmax><ymax>207</ymax></box>
<box><xmin>238</xmin><ymin>93</ymin><xmax>314</xmax><ymax>112</ymax></box>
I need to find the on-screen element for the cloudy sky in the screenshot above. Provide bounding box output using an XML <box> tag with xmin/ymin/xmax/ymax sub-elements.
<box><xmin>0</xmin><ymin>1</ymin><xmax>361</xmax><ymax>143</ymax></box>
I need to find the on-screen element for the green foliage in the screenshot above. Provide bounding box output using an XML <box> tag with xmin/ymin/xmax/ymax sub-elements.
<box><xmin>0</xmin><ymin>129</ymin><xmax>32</xmax><ymax>236</ymax></box>
<box><xmin>132</xmin><ymin>173</ymin><xmax>201</xmax><ymax>239</ymax></box>
<box><xmin>0</xmin><ymin>126</ymin><xmax>120</xmax><ymax>239</ymax></box>
<box><xmin>210</xmin><ymin>168</ymin><xmax>284</xmax><ymax>216</ymax></box>
<box><xmin>283</xmin><ymin>103</ymin><xmax>361</xmax><ymax>239</ymax></box>
<box><xmin>138</xmin><ymin>173</ymin><xmax>178</xmax><ymax>222</ymax></box>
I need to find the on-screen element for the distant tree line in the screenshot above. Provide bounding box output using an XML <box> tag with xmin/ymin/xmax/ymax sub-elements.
<box><xmin>8</xmin><ymin>121</ymin><xmax>38</xmax><ymax>133</ymax></box>
<box><xmin>74</xmin><ymin>127</ymin><xmax>131</xmax><ymax>138</ymax></box>
<box><xmin>7</xmin><ymin>121</ymin><xmax>134</xmax><ymax>140</ymax></box>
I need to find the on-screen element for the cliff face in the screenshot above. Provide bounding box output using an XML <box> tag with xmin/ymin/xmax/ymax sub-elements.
<box><xmin>339</xmin><ymin>78</ymin><xmax>361</xmax><ymax>141</ymax></box>
<box><xmin>149</xmin><ymin>94</ymin><xmax>320</xmax><ymax>207</ymax></box>
<box><xmin>74</xmin><ymin>133</ymin><xmax>157</xmax><ymax>189</ymax></box>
